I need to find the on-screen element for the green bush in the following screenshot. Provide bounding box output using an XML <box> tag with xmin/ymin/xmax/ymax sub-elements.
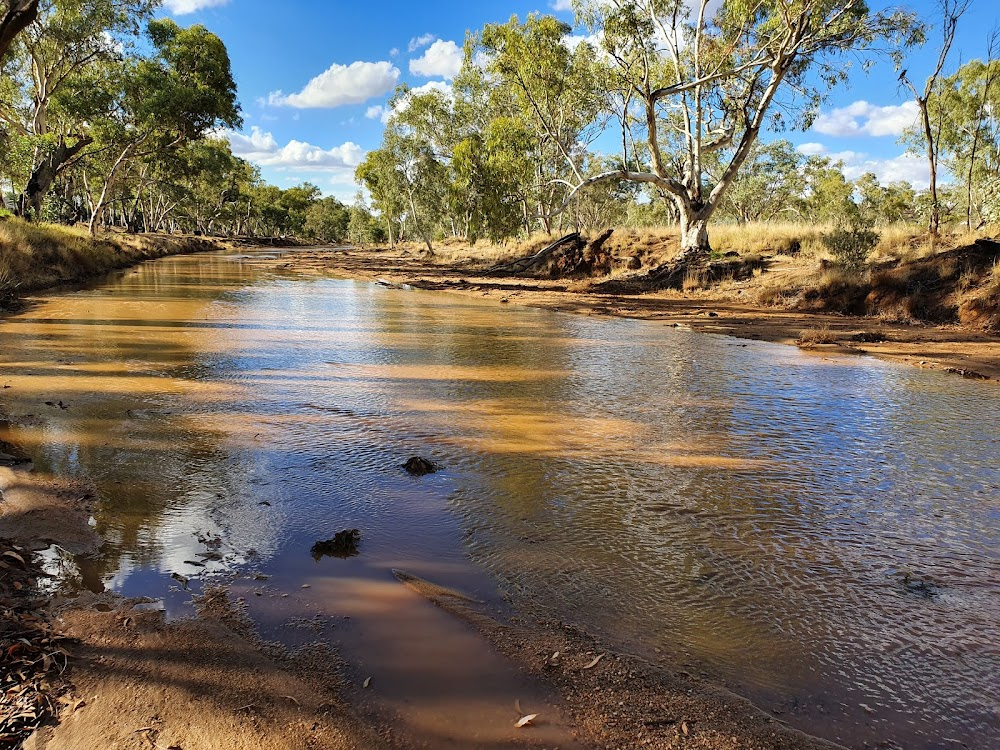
<box><xmin>821</xmin><ymin>219</ymin><xmax>880</xmax><ymax>273</ymax></box>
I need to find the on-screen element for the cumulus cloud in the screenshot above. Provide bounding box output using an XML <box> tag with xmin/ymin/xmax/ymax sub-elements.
<box><xmin>221</xmin><ymin>126</ymin><xmax>364</xmax><ymax>174</ymax></box>
<box><xmin>376</xmin><ymin>81</ymin><xmax>453</xmax><ymax>124</ymax></box>
<box><xmin>408</xmin><ymin>33</ymin><xmax>436</xmax><ymax>53</ymax></box>
<box><xmin>795</xmin><ymin>142</ymin><xmax>928</xmax><ymax>187</ymax></box>
<box><xmin>409</xmin><ymin>39</ymin><xmax>463</xmax><ymax>79</ymax></box>
<box><xmin>812</xmin><ymin>100</ymin><xmax>920</xmax><ymax>138</ymax></box>
<box><xmin>163</xmin><ymin>0</ymin><xmax>229</xmax><ymax>13</ymax></box>
<box><xmin>268</xmin><ymin>61</ymin><xmax>400</xmax><ymax>109</ymax></box>
<box><xmin>796</xmin><ymin>142</ymin><xmax>827</xmax><ymax>156</ymax></box>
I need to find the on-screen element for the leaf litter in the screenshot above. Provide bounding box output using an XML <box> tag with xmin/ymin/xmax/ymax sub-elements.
<box><xmin>0</xmin><ymin>539</ymin><xmax>74</xmax><ymax>746</ymax></box>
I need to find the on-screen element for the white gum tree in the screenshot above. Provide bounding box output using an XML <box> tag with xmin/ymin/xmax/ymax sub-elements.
<box><xmin>562</xmin><ymin>0</ymin><xmax>919</xmax><ymax>259</ymax></box>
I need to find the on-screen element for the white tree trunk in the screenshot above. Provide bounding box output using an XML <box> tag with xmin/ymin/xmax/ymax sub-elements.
<box><xmin>677</xmin><ymin>204</ymin><xmax>711</xmax><ymax>258</ymax></box>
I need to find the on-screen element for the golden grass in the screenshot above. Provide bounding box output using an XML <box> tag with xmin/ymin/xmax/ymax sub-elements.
<box><xmin>796</xmin><ymin>325</ymin><xmax>838</xmax><ymax>346</ymax></box>
<box><xmin>0</xmin><ymin>217</ymin><xmax>225</xmax><ymax>304</ymax></box>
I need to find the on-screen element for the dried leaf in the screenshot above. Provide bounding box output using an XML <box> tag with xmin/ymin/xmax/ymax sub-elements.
<box><xmin>282</xmin><ymin>695</ymin><xmax>300</xmax><ymax>706</ymax></box>
<box><xmin>515</xmin><ymin>714</ymin><xmax>538</xmax><ymax>728</ymax></box>
<box><xmin>73</xmin><ymin>699</ymin><xmax>86</xmax><ymax>712</ymax></box>
<box><xmin>582</xmin><ymin>653</ymin><xmax>605</xmax><ymax>670</ymax></box>
<box><xmin>681</xmin><ymin>721</ymin><xmax>690</xmax><ymax>736</ymax></box>
<box><xmin>514</xmin><ymin>699</ymin><xmax>522</xmax><ymax>716</ymax></box>
<box><xmin>362</xmin><ymin>677</ymin><xmax>371</xmax><ymax>689</ymax></box>
<box><xmin>3</xmin><ymin>550</ymin><xmax>25</xmax><ymax>565</ymax></box>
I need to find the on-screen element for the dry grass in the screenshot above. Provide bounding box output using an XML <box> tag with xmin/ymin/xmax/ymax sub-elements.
<box><xmin>796</xmin><ymin>325</ymin><xmax>838</xmax><ymax>347</ymax></box>
<box><xmin>0</xmin><ymin>217</ymin><xmax>226</xmax><ymax>305</ymax></box>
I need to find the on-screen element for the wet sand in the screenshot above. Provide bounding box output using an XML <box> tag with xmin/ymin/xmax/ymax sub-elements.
<box><xmin>256</xmin><ymin>246</ymin><xmax>1000</xmax><ymax>382</ymax></box>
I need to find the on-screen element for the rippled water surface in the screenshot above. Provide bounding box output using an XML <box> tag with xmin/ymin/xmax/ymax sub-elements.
<box><xmin>1</xmin><ymin>249</ymin><xmax>998</xmax><ymax>749</ymax></box>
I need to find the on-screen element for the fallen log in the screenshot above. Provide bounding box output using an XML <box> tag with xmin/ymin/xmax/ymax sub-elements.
<box><xmin>488</xmin><ymin>232</ymin><xmax>582</xmax><ymax>274</ymax></box>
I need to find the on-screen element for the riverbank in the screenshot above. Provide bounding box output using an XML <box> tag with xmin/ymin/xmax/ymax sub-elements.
<box><xmin>1</xmin><ymin>452</ymin><xmax>842</xmax><ymax>749</ymax></box>
<box><xmin>254</xmin><ymin>243</ymin><xmax>1000</xmax><ymax>381</ymax></box>
<box><xmin>0</xmin><ymin>218</ymin><xmax>230</xmax><ymax>309</ymax></box>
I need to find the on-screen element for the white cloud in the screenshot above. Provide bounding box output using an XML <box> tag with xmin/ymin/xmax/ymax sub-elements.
<box><xmin>795</xmin><ymin>142</ymin><xmax>928</xmax><ymax>188</ymax></box>
<box><xmin>551</xmin><ymin>0</ymin><xmax>573</xmax><ymax>10</ymax></box>
<box><xmin>796</xmin><ymin>142</ymin><xmax>827</xmax><ymax>156</ymax></box>
<box><xmin>220</xmin><ymin>126</ymin><xmax>365</xmax><ymax>175</ymax></box>
<box><xmin>409</xmin><ymin>39</ymin><xmax>463</xmax><ymax>79</ymax></box>
<box><xmin>381</xmin><ymin>81</ymin><xmax>453</xmax><ymax>124</ymax></box>
<box><xmin>564</xmin><ymin>33</ymin><xmax>600</xmax><ymax>52</ymax></box>
<box><xmin>408</xmin><ymin>33</ymin><xmax>436</xmax><ymax>53</ymax></box>
<box><xmin>365</xmin><ymin>105</ymin><xmax>387</xmax><ymax>120</ymax></box>
<box><xmin>268</xmin><ymin>61</ymin><xmax>400</xmax><ymax>109</ymax></box>
<box><xmin>389</xmin><ymin>47</ymin><xmax>400</xmax><ymax>58</ymax></box>
<box><xmin>812</xmin><ymin>100</ymin><xmax>920</xmax><ymax>138</ymax></box>
<box><xmin>163</xmin><ymin>0</ymin><xmax>229</xmax><ymax>13</ymax></box>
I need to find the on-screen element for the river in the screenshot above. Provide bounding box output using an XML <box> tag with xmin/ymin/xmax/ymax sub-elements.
<box><xmin>0</xmin><ymin>248</ymin><xmax>997</xmax><ymax>749</ymax></box>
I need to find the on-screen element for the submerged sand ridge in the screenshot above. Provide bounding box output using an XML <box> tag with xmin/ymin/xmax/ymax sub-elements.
<box><xmin>0</xmin><ymin>247</ymin><xmax>997</xmax><ymax>749</ymax></box>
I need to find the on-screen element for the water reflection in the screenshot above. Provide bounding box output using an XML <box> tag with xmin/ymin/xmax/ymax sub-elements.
<box><xmin>0</xmin><ymin>249</ymin><xmax>997</xmax><ymax>749</ymax></box>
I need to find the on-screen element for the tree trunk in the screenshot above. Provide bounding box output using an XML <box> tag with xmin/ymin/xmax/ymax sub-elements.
<box><xmin>17</xmin><ymin>136</ymin><xmax>92</xmax><ymax>220</ymax></box>
<box><xmin>0</xmin><ymin>0</ymin><xmax>38</xmax><ymax>63</ymax></box>
<box><xmin>677</xmin><ymin>203</ymin><xmax>712</xmax><ymax>259</ymax></box>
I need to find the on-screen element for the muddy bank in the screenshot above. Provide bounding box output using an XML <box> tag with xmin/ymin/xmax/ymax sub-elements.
<box><xmin>24</xmin><ymin>590</ymin><xmax>385</xmax><ymax>750</ymax></box>
<box><xmin>256</xmin><ymin>245</ymin><xmax>1000</xmax><ymax>381</ymax></box>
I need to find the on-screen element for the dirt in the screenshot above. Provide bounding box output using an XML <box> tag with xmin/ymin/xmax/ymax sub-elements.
<box><xmin>252</xmin><ymin>245</ymin><xmax>1000</xmax><ymax>382</ymax></box>
<box><xmin>0</xmin><ymin>467</ymin><xmax>99</xmax><ymax>555</ymax></box>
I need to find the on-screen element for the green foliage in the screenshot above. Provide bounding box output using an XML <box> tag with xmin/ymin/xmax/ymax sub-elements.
<box><xmin>304</xmin><ymin>197</ymin><xmax>350</xmax><ymax>244</ymax></box>
<box><xmin>822</xmin><ymin>219</ymin><xmax>880</xmax><ymax>273</ymax></box>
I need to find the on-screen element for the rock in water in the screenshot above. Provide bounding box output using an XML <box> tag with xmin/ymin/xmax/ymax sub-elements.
<box><xmin>311</xmin><ymin>529</ymin><xmax>361</xmax><ymax>560</ymax></box>
<box><xmin>403</xmin><ymin>456</ymin><xmax>438</xmax><ymax>476</ymax></box>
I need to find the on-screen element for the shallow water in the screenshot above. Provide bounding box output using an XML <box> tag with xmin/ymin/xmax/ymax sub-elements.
<box><xmin>1</xmin><ymin>249</ymin><xmax>998</xmax><ymax>749</ymax></box>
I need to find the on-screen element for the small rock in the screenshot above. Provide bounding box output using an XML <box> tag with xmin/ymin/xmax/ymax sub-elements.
<box><xmin>311</xmin><ymin>529</ymin><xmax>361</xmax><ymax>560</ymax></box>
<box><xmin>403</xmin><ymin>456</ymin><xmax>438</xmax><ymax>476</ymax></box>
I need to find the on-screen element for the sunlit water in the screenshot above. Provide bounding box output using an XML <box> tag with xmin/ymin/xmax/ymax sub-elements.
<box><xmin>0</xmin><ymin>249</ymin><xmax>997</xmax><ymax>749</ymax></box>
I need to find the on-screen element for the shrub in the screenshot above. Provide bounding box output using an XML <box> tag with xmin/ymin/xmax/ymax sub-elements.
<box><xmin>821</xmin><ymin>219</ymin><xmax>880</xmax><ymax>273</ymax></box>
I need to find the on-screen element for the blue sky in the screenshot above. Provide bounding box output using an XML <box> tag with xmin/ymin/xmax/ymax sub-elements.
<box><xmin>161</xmin><ymin>0</ymin><xmax>999</xmax><ymax>200</ymax></box>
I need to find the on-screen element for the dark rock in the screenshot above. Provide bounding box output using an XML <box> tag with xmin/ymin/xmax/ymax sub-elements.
<box><xmin>403</xmin><ymin>456</ymin><xmax>438</xmax><ymax>476</ymax></box>
<box><xmin>311</xmin><ymin>529</ymin><xmax>361</xmax><ymax>560</ymax></box>
<box><xmin>900</xmin><ymin>573</ymin><xmax>940</xmax><ymax>600</ymax></box>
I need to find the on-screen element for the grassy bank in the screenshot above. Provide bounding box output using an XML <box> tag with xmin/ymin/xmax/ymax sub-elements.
<box><xmin>0</xmin><ymin>218</ymin><xmax>229</xmax><ymax>307</ymax></box>
<box><xmin>393</xmin><ymin>222</ymin><xmax>1000</xmax><ymax>333</ymax></box>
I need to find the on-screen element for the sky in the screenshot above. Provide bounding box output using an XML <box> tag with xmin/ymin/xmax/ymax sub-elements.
<box><xmin>159</xmin><ymin>0</ymin><xmax>1000</xmax><ymax>201</ymax></box>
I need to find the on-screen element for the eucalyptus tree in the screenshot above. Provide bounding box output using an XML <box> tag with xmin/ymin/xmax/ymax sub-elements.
<box><xmin>356</xmin><ymin>113</ymin><xmax>447</xmax><ymax>254</ymax></box>
<box><xmin>0</xmin><ymin>0</ymin><xmax>157</xmax><ymax>219</ymax></box>
<box><xmin>478</xmin><ymin>14</ymin><xmax>606</xmax><ymax>232</ymax></box>
<box><xmin>800</xmin><ymin>155</ymin><xmax>858</xmax><ymax>222</ymax></box>
<box><xmin>717</xmin><ymin>139</ymin><xmax>804</xmax><ymax>224</ymax></box>
<box><xmin>354</xmin><ymin>147</ymin><xmax>407</xmax><ymax>247</ymax></box>
<box><xmin>932</xmin><ymin>51</ymin><xmax>1000</xmax><ymax>229</ymax></box>
<box><xmin>855</xmin><ymin>172</ymin><xmax>919</xmax><ymax>225</ymax></box>
<box><xmin>899</xmin><ymin>0</ymin><xmax>970</xmax><ymax>235</ymax></box>
<box><xmin>303</xmin><ymin>196</ymin><xmax>350</xmax><ymax>243</ymax></box>
<box><xmin>563</xmin><ymin>0</ymin><xmax>917</xmax><ymax>259</ymax></box>
<box><xmin>84</xmin><ymin>18</ymin><xmax>240</xmax><ymax>234</ymax></box>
